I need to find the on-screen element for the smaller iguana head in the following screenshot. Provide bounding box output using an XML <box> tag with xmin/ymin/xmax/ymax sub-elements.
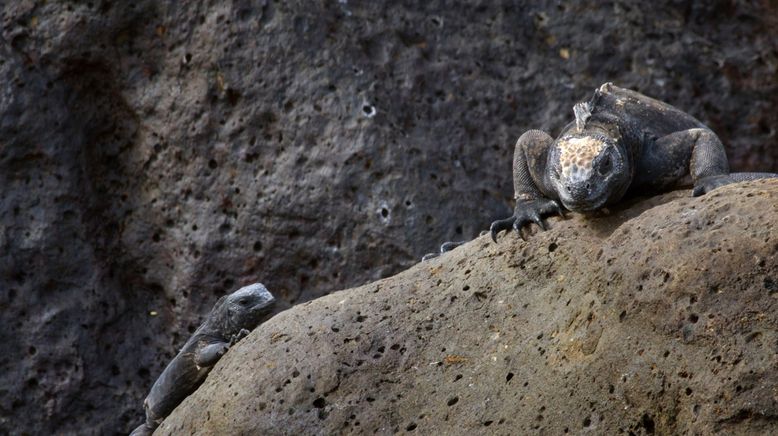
<box><xmin>218</xmin><ymin>283</ymin><xmax>276</xmax><ymax>336</ymax></box>
<box><xmin>547</xmin><ymin>132</ymin><xmax>630</xmax><ymax>212</ymax></box>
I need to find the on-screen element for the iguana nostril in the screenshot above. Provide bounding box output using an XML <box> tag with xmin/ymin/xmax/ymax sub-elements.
<box><xmin>566</xmin><ymin>185</ymin><xmax>572</xmax><ymax>193</ymax></box>
<box><xmin>586</xmin><ymin>183</ymin><xmax>591</xmax><ymax>189</ymax></box>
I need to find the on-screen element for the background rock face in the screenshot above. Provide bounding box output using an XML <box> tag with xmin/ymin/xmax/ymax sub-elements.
<box><xmin>161</xmin><ymin>180</ymin><xmax>778</xmax><ymax>435</ymax></box>
<box><xmin>0</xmin><ymin>1</ymin><xmax>776</xmax><ymax>433</ymax></box>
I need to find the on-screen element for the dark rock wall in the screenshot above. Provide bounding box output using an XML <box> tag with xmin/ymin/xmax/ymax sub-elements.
<box><xmin>0</xmin><ymin>0</ymin><xmax>776</xmax><ymax>434</ymax></box>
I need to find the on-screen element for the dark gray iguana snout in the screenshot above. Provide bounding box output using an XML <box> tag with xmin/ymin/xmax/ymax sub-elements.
<box><xmin>129</xmin><ymin>283</ymin><xmax>276</xmax><ymax>436</ymax></box>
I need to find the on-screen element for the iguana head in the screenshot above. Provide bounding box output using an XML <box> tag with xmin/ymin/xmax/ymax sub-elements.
<box><xmin>547</xmin><ymin>132</ymin><xmax>630</xmax><ymax>212</ymax></box>
<box><xmin>214</xmin><ymin>283</ymin><xmax>276</xmax><ymax>336</ymax></box>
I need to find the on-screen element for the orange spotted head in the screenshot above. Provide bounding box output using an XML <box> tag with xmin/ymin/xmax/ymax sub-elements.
<box><xmin>547</xmin><ymin>132</ymin><xmax>630</xmax><ymax>212</ymax></box>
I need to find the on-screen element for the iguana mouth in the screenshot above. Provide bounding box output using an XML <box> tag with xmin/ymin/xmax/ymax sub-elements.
<box><xmin>250</xmin><ymin>299</ymin><xmax>276</xmax><ymax>315</ymax></box>
<box><xmin>560</xmin><ymin>193</ymin><xmax>609</xmax><ymax>213</ymax></box>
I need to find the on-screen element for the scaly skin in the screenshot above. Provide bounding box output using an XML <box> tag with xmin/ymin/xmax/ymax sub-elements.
<box><xmin>129</xmin><ymin>284</ymin><xmax>276</xmax><ymax>436</ymax></box>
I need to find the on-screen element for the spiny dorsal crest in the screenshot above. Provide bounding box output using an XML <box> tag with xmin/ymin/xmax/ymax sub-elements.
<box><xmin>573</xmin><ymin>101</ymin><xmax>591</xmax><ymax>133</ymax></box>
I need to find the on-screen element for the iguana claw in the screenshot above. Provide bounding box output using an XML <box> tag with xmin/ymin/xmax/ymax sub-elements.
<box><xmin>490</xmin><ymin>217</ymin><xmax>516</xmax><ymax>243</ymax></box>
<box><xmin>230</xmin><ymin>328</ymin><xmax>251</xmax><ymax>345</ymax></box>
<box><xmin>490</xmin><ymin>198</ymin><xmax>565</xmax><ymax>242</ymax></box>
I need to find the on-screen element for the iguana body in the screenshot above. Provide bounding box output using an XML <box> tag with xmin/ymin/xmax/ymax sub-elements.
<box><xmin>130</xmin><ymin>283</ymin><xmax>276</xmax><ymax>436</ymax></box>
<box><xmin>424</xmin><ymin>83</ymin><xmax>776</xmax><ymax>258</ymax></box>
<box><xmin>489</xmin><ymin>82</ymin><xmax>776</xmax><ymax>240</ymax></box>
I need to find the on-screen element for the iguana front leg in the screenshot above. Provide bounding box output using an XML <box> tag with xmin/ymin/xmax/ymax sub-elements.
<box><xmin>490</xmin><ymin>130</ymin><xmax>565</xmax><ymax>242</ymax></box>
<box><xmin>191</xmin><ymin>331</ymin><xmax>251</xmax><ymax>367</ymax></box>
<box><xmin>643</xmin><ymin>128</ymin><xmax>777</xmax><ymax>196</ymax></box>
<box><xmin>194</xmin><ymin>341</ymin><xmax>230</xmax><ymax>368</ymax></box>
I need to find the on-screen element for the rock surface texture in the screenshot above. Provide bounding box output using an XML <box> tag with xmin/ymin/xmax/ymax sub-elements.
<box><xmin>162</xmin><ymin>180</ymin><xmax>778</xmax><ymax>435</ymax></box>
<box><xmin>1</xmin><ymin>1</ymin><xmax>777</xmax><ymax>434</ymax></box>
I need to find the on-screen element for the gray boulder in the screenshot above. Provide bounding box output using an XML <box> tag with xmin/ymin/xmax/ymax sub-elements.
<box><xmin>161</xmin><ymin>180</ymin><xmax>778</xmax><ymax>435</ymax></box>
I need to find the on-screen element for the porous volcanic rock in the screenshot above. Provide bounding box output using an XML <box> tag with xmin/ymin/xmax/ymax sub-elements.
<box><xmin>161</xmin><ymin>180</ymin><xmax>778</xmax><ymax>435</ymax></box>
<box><xmin>2</xmin><ymin>1</ymin><xmax>778</xmax><ymax>434</ymax></box>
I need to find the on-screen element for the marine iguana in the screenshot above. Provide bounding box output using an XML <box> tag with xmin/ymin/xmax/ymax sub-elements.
<box><xmin>129</xmin><ymin>283</ymin><xmax>276</xmax><ymax>436</ymax></box>
<box><xmin>424</xmin><ymin>82</ymin><xmax>777</xmax><ymax>257</ymax></box>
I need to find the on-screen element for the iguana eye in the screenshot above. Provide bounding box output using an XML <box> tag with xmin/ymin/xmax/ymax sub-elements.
<box><xmin>238</xmin><ymin>298</ymin><xmax>248</xmax><ymax>306</ymax></box>
<box><xmin>598</xmin><ymin>155</ymin><xmax>612</xmax><ymax>176</ymax></box>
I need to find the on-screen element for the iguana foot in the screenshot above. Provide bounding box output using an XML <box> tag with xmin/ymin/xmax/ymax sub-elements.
<box><xmin>129</xmin><ymin>423</ymin><xmax>155</xmax><ymax>436</ymax></box>
<box><xmin>490</xmin><ymin>198</ymin><xmax>565</xmax><ymax>242</ymax></box>
<box><xmin>421</xmin><ymin>241</ymin><xmax>466</xmax><ymax>261</ymax></box>
<box><xmin>230</xmin><ymin>328</ymin><xmax>251</xmax><ymax>345</ymax></box>
<box><xmin>693</xmin><ymin>173</ymin><xmax>778</xmax><ymax>197</ymax></box>
<box><xmin>692</xmin><ymin>175</ymin><xmax>738</xmax><ymax>197</ymax></box>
